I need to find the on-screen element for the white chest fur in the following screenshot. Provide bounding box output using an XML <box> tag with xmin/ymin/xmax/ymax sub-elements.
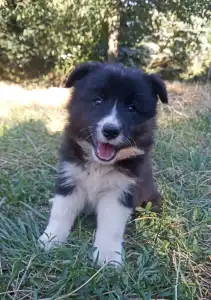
<box><xmin>40</xmin><ymin>160</ymin><xmax>134</xmax><ymax>265</ymax></box>
<box><xmin>60</xmin><ymin>161</ymin><xmax>135</xmax><ymax>206</ymax></box>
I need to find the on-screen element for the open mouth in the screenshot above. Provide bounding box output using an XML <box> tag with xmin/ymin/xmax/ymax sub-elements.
<box><xmin>95</xmin><ymin>142</ymin><xmax>116</xmax><ymax>161</ymax></box>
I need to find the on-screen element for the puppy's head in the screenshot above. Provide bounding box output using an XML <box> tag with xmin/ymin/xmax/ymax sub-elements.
<box><xmin>65</xmin><ymin>62</ymin><xmax>168</xmax><ymax>164</ymax></box>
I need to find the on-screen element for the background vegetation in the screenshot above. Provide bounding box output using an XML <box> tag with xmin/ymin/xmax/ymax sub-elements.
<box><xmin>0</xmin><ymin>0</ymin><xmax>211</xmax><ymax>83</ymax></box>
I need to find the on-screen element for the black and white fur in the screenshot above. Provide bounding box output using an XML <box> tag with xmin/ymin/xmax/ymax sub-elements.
<box><xmin>39</xmin><ymin>62</ymin><xmax>168</xmax><ymax>267</ymax></box>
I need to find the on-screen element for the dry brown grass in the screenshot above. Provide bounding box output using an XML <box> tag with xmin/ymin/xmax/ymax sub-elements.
<box><xmin>166</xmin><ymin>81</ymin><xmax>211</xmax><ymax>115</ymax></box>
<box><xmin>0</xmin><ymin>83</ymin><xmax>70</xmax><ymax>108</ymax></box>
<box><xmin>0</xmin><ymin>82</ymin><xmax>70</xmax><ymax>133</ymax></box>
<box><xmin>1</xmin><ymin>80</ymin><xmax>210</xmax><ymax>112</ymax></box>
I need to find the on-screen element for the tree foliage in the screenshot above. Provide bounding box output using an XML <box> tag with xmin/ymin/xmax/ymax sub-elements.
<box><xmin>0</xmin><ymin>0</ymin><xmax>210</xmax><ymax>80</ymax></box>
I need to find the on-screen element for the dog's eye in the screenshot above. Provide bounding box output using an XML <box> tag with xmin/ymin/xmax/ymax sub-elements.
<box><xmin>128</xmin><ymin>104</ymin><xmax>136</xmax><ymax>112</ymax></box>
<box><xmin>93</xmin><ymin>97</ymin><xmax>103</xmax><ymax>106</ymax></box>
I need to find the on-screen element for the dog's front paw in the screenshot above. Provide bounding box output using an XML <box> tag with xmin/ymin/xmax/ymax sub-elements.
<box><xmin>38</xmin><ymin>232</ymin><xmax>63</xmax><ymax>251</ymax></box>
<box><xmin>93</xmin><ymin>242</ymin><xmax>123</xmax><ymax>267</ymax></box>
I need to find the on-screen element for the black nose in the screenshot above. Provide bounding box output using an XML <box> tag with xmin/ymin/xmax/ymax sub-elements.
<box><xmin>102</xmin><ymin>124</ymin><xmax>120</xmax><ymax>140</ymax></box>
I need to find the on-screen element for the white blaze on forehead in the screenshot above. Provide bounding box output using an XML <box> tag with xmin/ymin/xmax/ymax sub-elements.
<box><xmin>96</xmin><ymin>102</ymin><xmax>124</xmax><ymax>147</ymax></box>
<box><xmin>97</xmin><ymin>102</ymin><xmax>120</xmax><ymax>128</ymax></box>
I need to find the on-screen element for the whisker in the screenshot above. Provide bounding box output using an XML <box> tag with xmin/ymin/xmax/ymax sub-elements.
<box><xmin>127</xmin><ymin>139</ymin><xmax>133</xmax><ymax>147</ymax></box>
<box><xmin>122</xmin><ymin>138</ymin><xmax>132</xmax><ymax>147</ymax></box>
<box><xmin>128</xmin><ymin>136</ymin><xmax>136</xmax><ymax>146</ymax></box>
<box><xmin>79</xmin><ymin>127</ymin><xmax>90</xmax><ymax>134</ymax></box>
<box><xmin>85</xmin><ymin>133</ymin><xmax>94</xmax><ymax>141</ymax></box>
<box><xmin>79</xmin><ymin>126</ymin><xmax>95</xmax><ymax>138</ymax></box>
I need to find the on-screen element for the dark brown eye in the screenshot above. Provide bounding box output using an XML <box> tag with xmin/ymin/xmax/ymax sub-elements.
<box><xmin>128</xmin><ymin>104</ymin><xmax>136</xmax><ymax>112</ymax></box>
<box><xmin>93</xmin><ymin>97</ymin><xmax>103</xmax><ymax>106</ymax></box>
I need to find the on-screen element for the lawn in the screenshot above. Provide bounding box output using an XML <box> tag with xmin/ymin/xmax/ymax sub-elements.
<box><xmin>0</xmin><ymin>81</ymin><xmax>211</xmax><ymax>300</ymax></box>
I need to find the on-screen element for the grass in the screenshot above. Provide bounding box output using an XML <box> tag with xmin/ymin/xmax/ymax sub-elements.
<box><xmin>0</xmin><ymin>81</ymin><xmax>211</xmax><ymax>300</ymax></box>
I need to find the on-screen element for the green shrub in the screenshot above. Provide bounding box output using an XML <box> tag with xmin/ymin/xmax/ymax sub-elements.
<box><xmin>0</xmin><ymin>0</ymin><xmax>210</xmax><ymax>80</ymax></box>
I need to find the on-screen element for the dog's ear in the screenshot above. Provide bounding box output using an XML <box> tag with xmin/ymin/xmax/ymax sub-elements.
<box><xmin>65</xmin><ymin>62</ymin><xmax>102</xmax><ymax>88</ymax></box>
<box><xmin>149</xmin><ymin>74</ymin><xmax>168</xmax><ymax>104</ymax></box>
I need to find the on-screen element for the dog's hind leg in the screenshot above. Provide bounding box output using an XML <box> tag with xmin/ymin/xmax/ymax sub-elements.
<box><xmin>135</xmin><ymin>157</ymin><xmax>162</xmax><ymax>214</ymax></box>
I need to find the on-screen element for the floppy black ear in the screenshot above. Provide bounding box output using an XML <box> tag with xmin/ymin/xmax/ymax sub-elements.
<box><xmin>149</xmin><ymin>74</ymin><xmax>168</xmax><ymax>104</ymax></box>
<box><xmin>65</xmin><ymin>62</ymin><xmax>102</xmax><ymax>88</ymax></box>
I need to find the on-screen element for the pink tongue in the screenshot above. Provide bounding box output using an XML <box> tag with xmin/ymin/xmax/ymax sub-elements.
<box><xmin>96</xmin><ymin>142</ymin><xmax>115</xmax><ymax>161</ymax></box>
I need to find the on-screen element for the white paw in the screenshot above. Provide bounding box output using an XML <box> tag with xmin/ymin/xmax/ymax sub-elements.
<box><xmin>38</xmin><ymin>232</ymin><xmax>63</xmax><ymax>251</ymax></box>
<box><xmin>93</xmin><ymin>243</ymin><xmax>123</xmax><ymax>267</ymax></box>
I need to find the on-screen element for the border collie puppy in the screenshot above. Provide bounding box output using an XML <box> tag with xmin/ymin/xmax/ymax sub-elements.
<box><xmin>39</xmin><ymin>62</ymin><xmax>168</xmax><ymax>267</ymax></box>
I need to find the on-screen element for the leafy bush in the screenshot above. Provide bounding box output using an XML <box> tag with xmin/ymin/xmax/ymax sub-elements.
<box><xmin>0</xmin><ymin>0</ymin><xmax>106</xmax><ymax>77</ymax></box>
<box><xmin>0</xmin><ymin>0</ymin><xmax>210</xmax><ymax>80</ymax></box>
<box><xmin>142</xmin><ymin>11</ymin><xmax>211</xmax><ymax>79</ymax></box>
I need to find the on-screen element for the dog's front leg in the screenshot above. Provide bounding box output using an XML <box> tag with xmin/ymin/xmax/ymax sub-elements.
<box><xmin>93</xmin><ymin>190</ymin><xmax>132</xmax><ymax>267</ymax></box>
<box><xmin>39</xmin><ymin>186</ymin><xmax>85</xmax><ymax>251</ymax></box>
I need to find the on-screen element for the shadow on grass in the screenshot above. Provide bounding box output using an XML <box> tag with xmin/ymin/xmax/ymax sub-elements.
<box><xmin>0</xmin><ymin>120</ymin><xmax>61</xmax><ymax>208</ymax></box>
<box><xmin>0</xmin><ymin>114</ymin><xmax>211</xmax><ymax>299</ymax></box>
